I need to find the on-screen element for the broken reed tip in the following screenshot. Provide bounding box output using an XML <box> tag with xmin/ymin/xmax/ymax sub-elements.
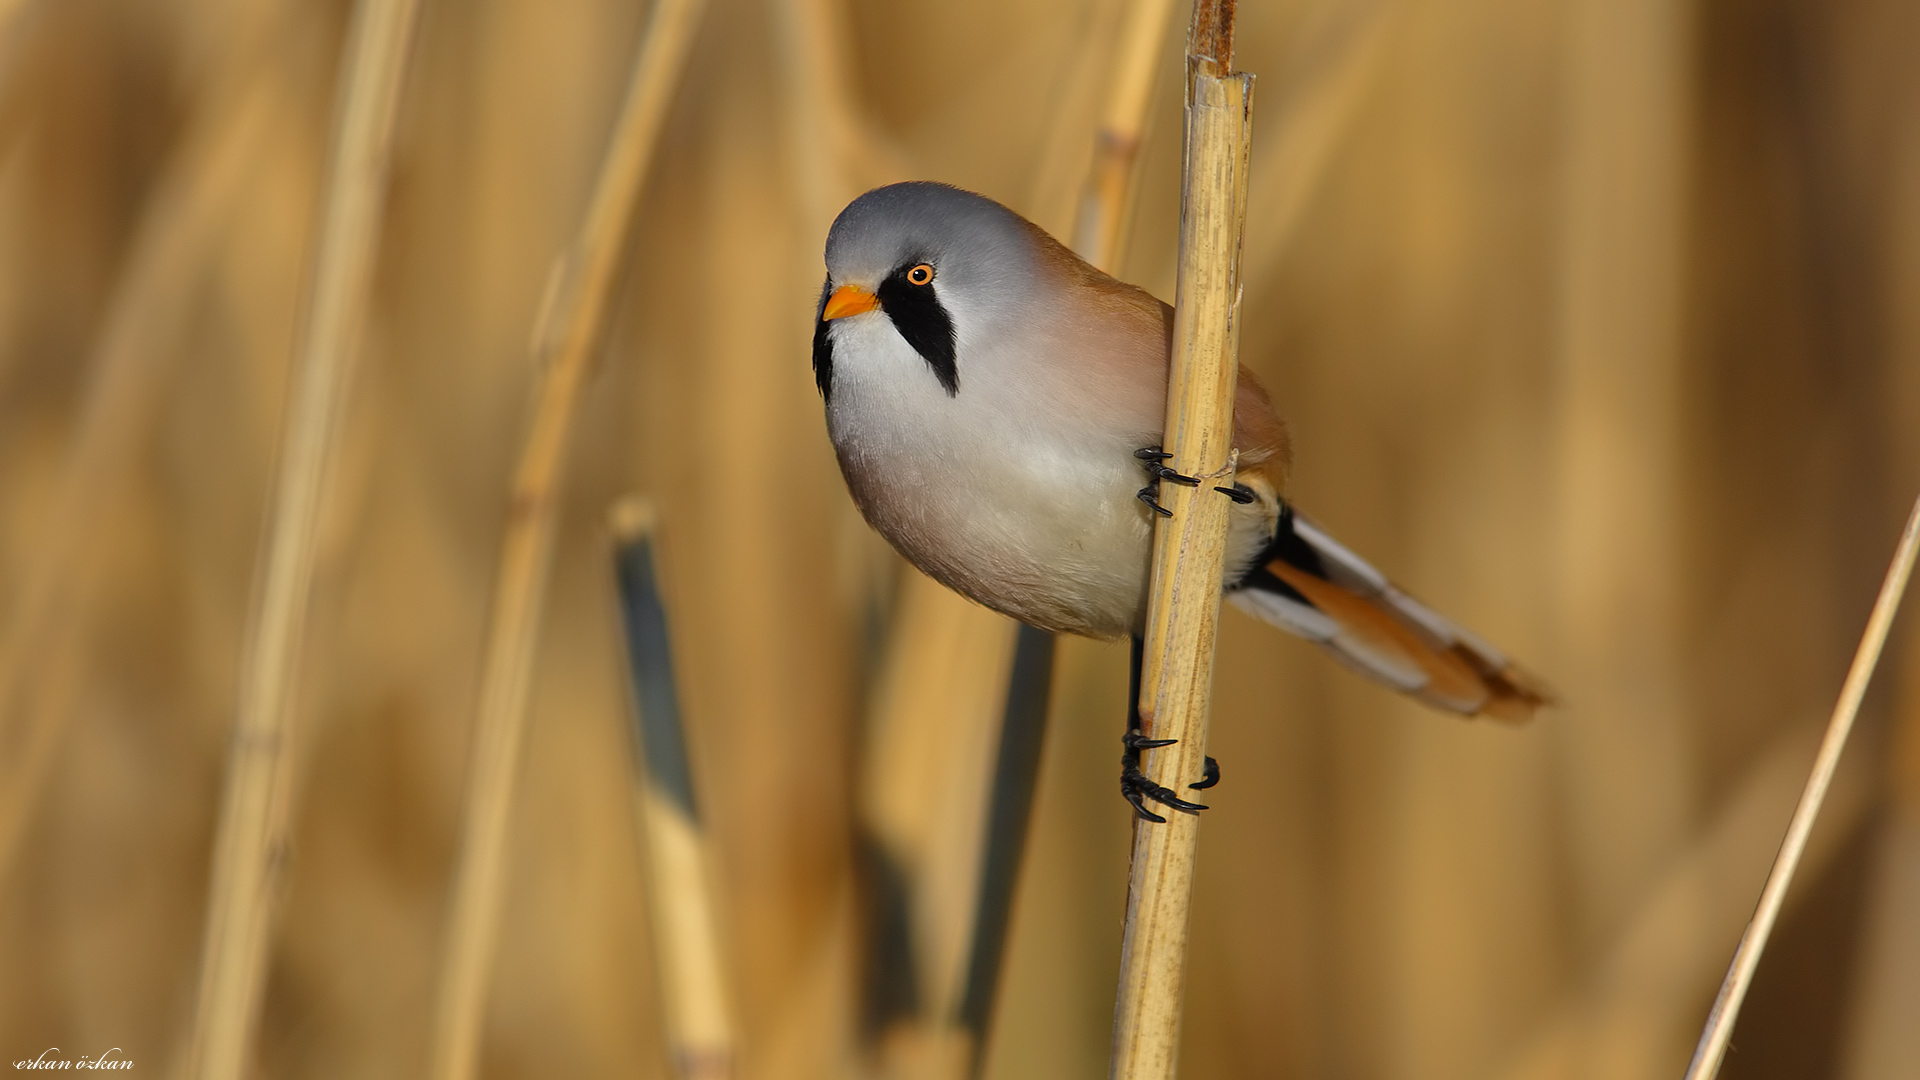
<box><xmin>1189</xmin><ymin>0</ymin><xmax>1236</xmax><ymax>77</ymax></box>
<box><xmin>609</xmin><ymin>495</ymin><xmax>660</xmax><ymax>543</ymax></box>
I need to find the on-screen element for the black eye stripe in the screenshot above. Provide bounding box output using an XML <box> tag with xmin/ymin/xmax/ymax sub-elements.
<box><xmin>877</xmin><ymin>264</ymin><xmax>957</xmax><ymax>396</ymax></box>
<box><xmin>811</xmin><ymin>278</ymin><xmax>834</xmax><ymax>401</ymax></box>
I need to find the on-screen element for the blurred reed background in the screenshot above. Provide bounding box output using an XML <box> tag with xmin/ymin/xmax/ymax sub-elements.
<box><xmin>1</xmin><ymin>0</ymin><xmax>1917</xmax><ymax>1077</ymax></box>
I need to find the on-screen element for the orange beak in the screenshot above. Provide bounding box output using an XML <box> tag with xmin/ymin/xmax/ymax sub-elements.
<box><xmin>822</xmin><ymin>284</ymin><xmax>881</xmax><ymax>321</ymax></box>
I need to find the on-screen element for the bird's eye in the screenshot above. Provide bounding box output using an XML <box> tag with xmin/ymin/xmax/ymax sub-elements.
<box><xmin>906</xmin><ymin>263</ymin><xmax>935</xmax><ymax>286</ymax></box>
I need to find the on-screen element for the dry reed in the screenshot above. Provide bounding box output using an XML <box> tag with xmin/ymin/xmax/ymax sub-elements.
<box><xmin>1108</xmin><ymin>3</ymin><xmax>1252</xmax><ymax>1077</ymax></box>
<box><xmin>184</xmin><ymin>1</ymin><xmax>425</xmax><ymax>1077</ymax></box>
<box><xmin>854</xmin><ymin>3</ymin><xmax>1188</xmax><ymax>1074</ymax></box>
<box><xmin>610</xmin><ymin>498</ymin><xmax>736</xmax><ymax>1080</ymax></box>
<box><xmin>1492</xmin><ymin>716</ymin><xmax>1877</xmax><ymax>1080</ymax></box>
<box><xmin>0</xmin><ymin>0</ymin><xmax>33</xmax><ymax>68</ymax></box>
<box><xmin>4</xmin><ymin>2</ymin><xmax>1914</xmax><ymax>1078</ymax></box>
<box><xmin>1073</xmin><ymin>0</ymin><xmax>1180</xmax><ymax>271</ymax></box>
<box><xmin>0</xmin><ymin>16</ymin><xmax>282</xmax><ymax>881</ymax></box>
<box><xmin>425</xmin><ymin>2</ymin><xmax>706</xmax><ymax>1077</ymax></box>
<box><xmin>939</xmin><ymin>5</ymin><xmax>1191</xmax><ymax>1068</ymax></box>
<box><xmin>858</xmin><ymin>579</ymin><xmax>1016</xmax><ymax>1080</ymax></box>
<box><xmin>1682</xmin><ymin>495</ymin><xmax>1920</xmax><ymax>1080</ymax></box>
<box><xmin>1236</xmin><ymin>0</ymin><xmax>1389</xmax><ymax>284</ymax></box>
<box><xmin>1553</xmin><ymin>0</ymin><xmax>1693</xmax><ymax>974</ymax></box>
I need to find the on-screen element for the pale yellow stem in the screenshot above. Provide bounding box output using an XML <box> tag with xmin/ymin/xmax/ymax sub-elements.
<box><xmin>1683</xmin><ymin>496</ymin><xmax>1920</xmax><ymax>1080</ymax></box>
<box><xmin>0</xmin><ymin>7</ymin><xmax>284</xmax><ymax>882</ymax></box>
<box><xmin>1074</xmin><ymin>0</ymin><xmax>1182</xmax><ymax>270</ymax></box>
<box><xmin>1109</xmin><ymin>4</ymin><xmax>1253</xmax><ymax>1075</ymax></box>
<box><xmin>425</xmin><ymin>2</ymin><xmax>707</xmax><ymax>1078</ymax></box>
<box><xmin>186</xmin><ymin>1</ymin><xmax>424</xmax><ymax>1077</ymax></box>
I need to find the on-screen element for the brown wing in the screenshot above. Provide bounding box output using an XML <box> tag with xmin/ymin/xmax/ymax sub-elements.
<box><xmin>1018</xmin><ymin>215</ymin><xmax>1293</xmax><ymax>483</ymax></box>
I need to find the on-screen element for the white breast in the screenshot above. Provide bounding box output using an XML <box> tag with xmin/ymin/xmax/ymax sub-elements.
<box><xmin>824</xmin><ymin>310</ymin><xmax>1157</xmax><ymax>637</ymax></box>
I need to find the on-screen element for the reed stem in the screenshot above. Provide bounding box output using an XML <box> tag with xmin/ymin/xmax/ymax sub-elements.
<box><xmin>0</xmin><ymin>16</ymin><xmax>282</xmax><ymax>883</ymax></box>
<box><xmin>185</xmin><ymin>1</ymin><xmax>424</xmax><ymax>1077</ymax></box>
<box><xmin>855</xmin><ymin>6</ymin><xmax>1191</xmax><ymax>1073</ymax></box>
<box><xmin>425</xmin><ymin>3</ymin><xmax>706</xmax><ymax>1077</ymax></box>
<box><xmin>610</xmin><ymin>499</ymin><xmax>736</xmax><ymax>1080</ymax></box>
<box><xmin>1108</xmin><ymin>3</ymin><xmax>1252</xmax><ymax>1077</ymax></box>
<box><xmin>1073</xmin><ymin>0</ymin><xmax>1182</xmax><ymax>270</ymax></box>
<box><xmin>1681</xmin><ymin>494</ymin><xmax>1920</xmax><ymax>1080</ymax></box>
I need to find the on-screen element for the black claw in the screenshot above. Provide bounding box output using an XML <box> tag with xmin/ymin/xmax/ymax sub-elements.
<box><xmin>1135</xmin><ymin>446</ymin><xmax>1198</xmax><ymax>522</ymax></box>
<box><xmin>1121</xmin><ymin>764</ymin><xmax>1211</xmax><ymax>815</ymax></box>
<box><xmin>1135</xmin><ymin>445</ymin><xmax>1200</xmax><ymax>486</ymax></box>
<box><xmin>1136</xmin><ymin>487</ymin><xmax>1173</xmax><ymax>517</ymax></box>
<box><xmin>1119</xmin><ymin>633</ymin><xmax>1211</xmax><ymax>821</ymax></box>
<box><xmin>1148</xmin><ymin>464</ymin><xmax>1201</xmax><ymax>486</ymax></box>
<box><xmin>1120</xmin><ymin>729</ymin><xmax>1211</xmax><ymax>819</ymax></box>
<box><xmin>1121</xmin><ymin>781</ymin><xmax>1166</xmax><ymax>823</ymax></box>
<box><xmin>1214</xmin><ymin>483</ymin><xmax>1256</xmax><ymax>504</ymax></box>
<box><xmin>1190</xmin><ymin>756</ymin><xmax>1221</xmax><ymax>790</ymax></box>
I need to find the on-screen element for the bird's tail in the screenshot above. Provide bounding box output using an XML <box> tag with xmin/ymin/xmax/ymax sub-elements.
<box><xmin>1227</xmin><ymin>505</ymin><xmax>1553</xmax><ymax>722</ymax></box>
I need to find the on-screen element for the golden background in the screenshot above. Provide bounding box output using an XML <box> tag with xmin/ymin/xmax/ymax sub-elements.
<box><xmin>1</xmin><ymin>0</ymin><xmax>1917</xmax><ymax>1077</ymax></box>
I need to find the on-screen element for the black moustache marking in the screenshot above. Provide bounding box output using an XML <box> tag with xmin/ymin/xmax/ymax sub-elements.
<box><xmin>811</xmin><ymin>277</ymin><xmax>834</xmax><ymax>401</ymax></box>
<box><xmin>877</xmin><ymin>264</ymin><xmax>958</xmax><ymax>395</ymax></box>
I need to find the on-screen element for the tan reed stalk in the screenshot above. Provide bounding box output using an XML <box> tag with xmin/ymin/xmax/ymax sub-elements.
<box><xmin>1108</xmin><ymin>4</ymin><xmax>1252</xmax><ymax>1078</ymax></box>
<box><xmin>184</xmin><ymin>1</ymin><xmax>425</xmax><ymax>1077</ymax></box>
<box><xmin>0</xmin><ymin>10</ymin><xmax>284</xmax><ymax>884</ymax></box>
<box><xmin>0</xmin><ymin>0</ymin><xmax>32</xmax><ymax>52</ymax></box>
<box><xmin>923</xmin><ymin>17</ymin><xmax>1196</xmax><ymax>1072</ymax></box>
<box><xmin>1843</xmin><ymin>599</ymin><xmax>1920</xmax><ymax>1074</ymax></box>
<box><xmin>1681</xmin><ymin>495</ymin><xmax>1920</xmax><ymax>1080</ymax></box>
<box><xmin>1073</xmin><ymin>0</ymin><xmax>1182</xmax><ymax>271</ymax></box>
<box><xmin>858</xmin><ymin>580</ymin><xmax>1017</xmax><ymax>1080</ymax></box>
<box><xmin>770</xmin><ymin>0</ymin><xmax>905</xmax><ymax>231</ymax></box>
<box><xmin>853</xmin><ymin>8</ymin><xmax>1193</xmax><ymax>1076</ymax></box>
<box><xmin>1553</xmin><ymin>0</ymin><xmax>1693</xmax><ymax>992</ymax></box>
<box><xmin>1237</xmin><ymin>0</ymin><xmax>1389</xmax><ymax>283</ymax></box>
<box><xmin>425</xmin><ymin>2</ymin><xmax>707</xmax><ymax>1078</ymax></box>
<box><xmin>1490</xmin><ymin>715</ymin><xmax>1877</xmax><ymax>1080</ymax></box>
<box><xmin>609</xmin><ymin>498</ymin><xmax>736</xmax><ymax>1080</ymax></box>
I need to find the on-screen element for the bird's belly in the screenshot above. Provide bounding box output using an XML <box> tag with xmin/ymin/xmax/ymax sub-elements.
<box><xmin>829</xmin><ymin>403</ymin><xmax>1153</xmax><ymax>637</ymax></box>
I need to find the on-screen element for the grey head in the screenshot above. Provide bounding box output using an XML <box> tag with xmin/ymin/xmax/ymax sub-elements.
<box><xmin>814</xmin><ymin>182</ymin><xmax>1043</xmax><ymax>401</ymax></box>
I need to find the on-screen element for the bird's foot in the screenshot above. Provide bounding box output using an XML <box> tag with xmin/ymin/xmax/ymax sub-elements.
<box><xmin>1190</xmin><ymin>755</ymin><xmax>1221</xmax><ymax>789</ymax></box>
<box><xmin>1136</xmin><ymin>449</ymin><xmax>1257</xmax><ymax>514</ymax></box>
<box><xmin>1120</xmin><ymin>730</ymin><xmax>1214</xmax><ymax>822</ymax></box>
<box><xmin>1134</xmin><ymin>446</ymin><xmax>1193</xmax><ymax>518</ymax></box>
<box><xmin>1134</xmin><ymin>446</ymin><xmax>1200</xmax><ymax>486</ymax></box>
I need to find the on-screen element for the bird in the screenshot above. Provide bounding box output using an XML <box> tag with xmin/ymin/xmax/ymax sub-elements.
<box><xmin>811</xmin><ymin>180</ymin><xmax>1552</xmax><ymax>821</ymax></box>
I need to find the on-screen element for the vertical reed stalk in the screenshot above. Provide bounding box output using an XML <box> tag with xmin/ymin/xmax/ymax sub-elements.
<box><xmin>1073</xmin><ymin>0</ymin><xmax>1181</xmax><ymax>270</ymax></box>
<box><xmin>426</xmin><ymin>3</ymin><xmax>706</xmax><ymax>1078</ymax></box>
<box><xmin>857</xmin><ymin>580</ymin><xmax>1016</xmax><ymax>1080</ymax></box>
<box><xmin>0</xmin><ymin>21</ymin><xmax>281</xmax><ymax>882</ymax></box>
<box><xmin>1491</xmin><ymin>715</ymin><xmax>1876</xmax><ymax>1080</ymax></box>
<box><xmin>1109</xmin><ymin>4</ymin><xmax>1252</xmax><ymax>1078</ymax></box>
<box><xmin>770</xmin><ymin>0</ymin><xmax>904</xmax><ymax>231</ymax></box>
<box><xmin>185</xmin><ymin>1</ymin><xmax>424</xmax><ymax>1077</ymax></box>
<box><xmin>855</xmin><ymin>5</ymin><xmax>1190</xmax><ymax>1074</ymax></box>
<box><xmin>1682</xmin><ymin>495</ymin><xmax>1920</xmax><ymax>1080</ymax></box>
<box><xmin>940</xmin><ymin>11</ymin><xmax>1191</xmax><ymax>1068</ymax></box>
<box><xmin>949</xmin><ymin>623</ymin><xmax>1054</xmax><ymax>1075</ymax></box>
<box><xmin>1552</xmin><ymin>0</ymin><xmax>1694</xmax><ymax>1021</ymax></box>
<box><xmin>610</xmin><ymin>499</ymin><xmax>735</xmax><ymax>1080</ymax></box>
<box><xmin>0</xmin><ymin>0</ymin><xmax>33</xmax><ymax>58</ymax></box>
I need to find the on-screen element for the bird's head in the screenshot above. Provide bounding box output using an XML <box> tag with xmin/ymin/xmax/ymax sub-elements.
<box><xmin>814</xmin><ymin>181</ymin><xmax>1042</xmax><ymax>400</ymax></box>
